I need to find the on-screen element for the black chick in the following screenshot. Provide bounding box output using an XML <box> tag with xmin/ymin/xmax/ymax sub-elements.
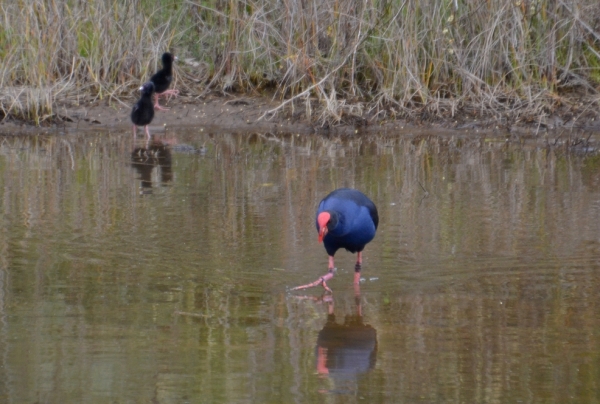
<box><xmin>150</xmin><ymin>52</ymin><xmax>179</xmax><ymax>110</ymax></box>
<box><xmin>131</xmin><ymin>82</ymin><xmax>155</xmax><ymax>138</ymax></box>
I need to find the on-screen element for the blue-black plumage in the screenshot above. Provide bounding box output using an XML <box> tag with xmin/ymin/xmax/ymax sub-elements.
<box><xmin>131</xmin><ymin>82</ymin><xmax>155</xmax><ymax>138</ymax></box>
<box><xmin>317</xmin><ymin>188</ymin><xmax>379</xmax><ymax>257</ymax></box>
<box><xmin>150</xmin><ymin>52</ymin><xmax>179</xmax><ymax>110</ymax></box>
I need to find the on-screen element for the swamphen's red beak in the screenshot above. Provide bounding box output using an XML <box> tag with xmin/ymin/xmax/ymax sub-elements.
<box><xmin>317</xmin><ymin>212</ymin><xmax>331</xmax><ymax>243</ymax></box>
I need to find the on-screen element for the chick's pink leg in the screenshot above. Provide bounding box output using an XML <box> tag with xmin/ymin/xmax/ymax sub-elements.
<box><xmin>153</xmin><ymin>94</ymin><xmax>170</xmax><ymax>111</ymax></box>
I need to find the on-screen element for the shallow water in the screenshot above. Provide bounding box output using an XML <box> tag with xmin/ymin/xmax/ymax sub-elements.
<box><xmin>0</xmin><ymin>130</ymin><xmax>599</xmax><ymax>403</ymax></box>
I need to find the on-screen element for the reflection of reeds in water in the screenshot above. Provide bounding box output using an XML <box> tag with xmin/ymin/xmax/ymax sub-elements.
<box><xmin>0</xmin><ymin>133</ymin><xmax>599</xmax><ymax>401</ymax></box>
<box><xmin>377</xmin><ymin>275</ymin><xmax>600</xmax><ymax>402</ymax></box>
<box><xmin>2</xmin><ymin>132</ymin><xmax>600</xmax><ymax>267</ymax></box>
<box><xmin>2</xmin><ymin>131</ymin><xmax>600</xmax><ymax>259</ymax></box>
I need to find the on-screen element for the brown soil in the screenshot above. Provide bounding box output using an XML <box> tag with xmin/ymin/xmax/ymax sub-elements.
<box><xmin>1</xmin><ymin>92</ymin><xmax>600</xmax><ymax>137</ymax></box>
<box><xmin>0</xmin><ymin>93</ymin><xmax>318</xmax><ymax>136</ymax></box>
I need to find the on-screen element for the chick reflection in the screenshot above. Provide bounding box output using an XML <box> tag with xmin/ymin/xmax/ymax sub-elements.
<box><xmin>131</xmin><ymin>136</ymin><xmax>173</xmax><ymax>194</ymax></box>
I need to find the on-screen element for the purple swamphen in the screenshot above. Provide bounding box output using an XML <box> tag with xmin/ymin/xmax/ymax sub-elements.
<box><xmin>292</xmin><ymin>188</ymin><xmax>379</xmax><ymax>293</ymax></box>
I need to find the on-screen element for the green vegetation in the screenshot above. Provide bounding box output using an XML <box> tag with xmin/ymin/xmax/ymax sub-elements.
<box><xmin>0</xmin><ymin>0</ymin><xmax>599</xmax><ymax>126</ymax></box>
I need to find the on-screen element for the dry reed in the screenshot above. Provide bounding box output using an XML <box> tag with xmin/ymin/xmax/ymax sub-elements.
<box><xmin>0</xmin><ymin>0</ymin><xmax>599</xmax><ymax>127</ymax></box>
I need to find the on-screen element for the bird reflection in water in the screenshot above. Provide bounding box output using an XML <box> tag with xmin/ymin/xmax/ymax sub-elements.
<box><xmin>298</xmin><ymin>291</ymin><xmax>377</xmax><ymax>394</ymax></box>
<box><xmin>131</xmin><ymin>136</ymin><xmax>173</xmax><ymax>194</ymax></box>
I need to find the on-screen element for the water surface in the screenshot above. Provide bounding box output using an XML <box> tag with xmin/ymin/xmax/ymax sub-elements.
<box><xmin>0</xmin><ymin>130</ymin><xmax>599</xmax><ymax>403</ymax></box>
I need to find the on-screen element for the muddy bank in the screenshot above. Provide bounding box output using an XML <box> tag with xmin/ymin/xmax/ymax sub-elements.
<box><xmin>1</xmin><ymin>92</ymin><xmax>600</xmax><ymax>138</ymax></box>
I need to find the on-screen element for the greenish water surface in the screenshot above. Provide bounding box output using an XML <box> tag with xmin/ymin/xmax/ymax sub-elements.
<box><xmin>0</xmin><ymin>130</ymin><xmax>599</xmax><ymax>403</ymax></box>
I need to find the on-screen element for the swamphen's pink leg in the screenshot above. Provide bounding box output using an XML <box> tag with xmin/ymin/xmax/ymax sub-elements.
<box><xmin>353</xmin><ymin>251</ymin><xmax>363</xmax><ymax>285</ymax></box>
<box><xmin>291</xmin><ymin>256</ymin><xmax>336</xmax><ymax>293</ymax></box>
<box><xmin>353</xmin><ymin>254</ymin><xmax>364</xmax><ymax>295</ymax></box>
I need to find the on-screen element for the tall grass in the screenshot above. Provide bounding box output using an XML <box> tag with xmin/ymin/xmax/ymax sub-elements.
<box><xmin>1</xmin><ymin>0</ymin><xmax>599</xmax><ymax>126</ymax></box>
